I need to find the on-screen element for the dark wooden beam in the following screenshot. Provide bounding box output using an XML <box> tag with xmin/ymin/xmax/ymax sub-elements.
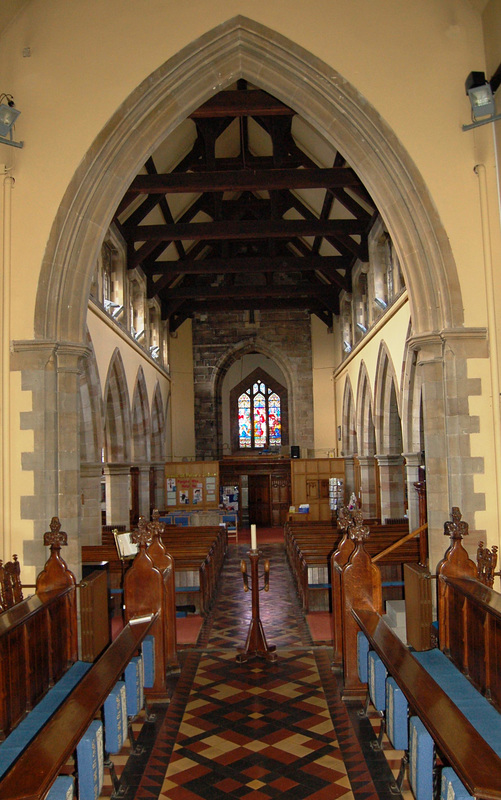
<box><xmin>190</xmin><ymin>89</ymin><xmax>295</xmax><ymax>118</ymax></box>
<box><xmin>127</xmin><ymin>217</ymin><xmax>366</xmax><ymax>243</ymax></box>
<box><xmin>144</xmin><ymin>254</ymin><xmax>350</xmax><ymax>275</ymax></box>
<box><xmin>124</xmin><ymin>167</ymin><xmax>363</xmax><ymax>196</ymax></box>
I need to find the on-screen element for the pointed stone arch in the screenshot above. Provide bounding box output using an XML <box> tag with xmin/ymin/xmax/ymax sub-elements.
<box><xmin>374</xmin><ymin>342</ymin><xmax>402</xmax><ymax>456</ymax></box>
<box><xmin>356</xmin><ymin>361</ymin><xmax>378</xmax><ymax>518</ymax></box>
<box><xmin>211</xmin><ymin>337</ymin><xmax>305</xmax><ymax>458</ymax></box>
<box><xmin>151</xmin><ymin>382</ymin><xmax>166</xmax><ymax>463</ymax></box>
<box><xmin>374</xmin><ymin>342</ymin><xmax>406</xmax><ymax>522</ymax></box>
<box><xmin>79</xmin><ymin>330</ymin><xmax>103</xmax><ymax>465</ymax></box>
<box><xmin>356</xmin><ymin>362</ymin><xmax>376</xmax><ymax>458</ymax></box>
<box><xmin>103</xmin><ymin>349</ymin><xmax>132</xmax><ymax>464</ymax></box>
<box><xmin>131</xmin><ymin>367</ymin><xmax>151</xmax><ymax>464</ymax></box>
<box><xmin>341</xmin><ymin>378</ymin><xmax>357</xmax><ymax>457</ymax></box>
<box><xmin>35</xmin><ymin>15</ymin><xmax>463</xmax><ymax>347</ymax></box>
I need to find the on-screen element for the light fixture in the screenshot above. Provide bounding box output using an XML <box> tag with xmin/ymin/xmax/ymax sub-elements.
<box><xmin>0</xmin><ymin>94</ymin><xmax>23</xmax><ymax>148</ymax></box>
<box><xmin>463</xmin><ymin>72</ymin><xmax>501</xmax><ymax>131</ymax></box>
<box><xmin>374</xmin><ymin>296</ymin><xmax>387</xmax><ymax>310</ymax></box>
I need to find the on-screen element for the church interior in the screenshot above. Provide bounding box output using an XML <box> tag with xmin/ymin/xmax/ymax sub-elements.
<box><xmin>0</xmin><ymin>1</ymin><xmax>501</xmax><ymax>799</ymax></box>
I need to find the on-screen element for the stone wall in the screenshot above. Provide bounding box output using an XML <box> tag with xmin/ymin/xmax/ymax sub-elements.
<box><xmin>192</xmin><ymin>309</ymin><xmax>314</xmax><ymax>461</ymax></box>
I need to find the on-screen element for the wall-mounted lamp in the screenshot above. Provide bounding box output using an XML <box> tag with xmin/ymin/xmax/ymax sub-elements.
<box><xmin>463</xmin><ymin>72</ymin><xmax>501</xmax><ymax>131</ymax></box>
<box><xmin>0</xmin><ymin>94</ymin><xmax>23</xmax><ymax>148</ymax></box>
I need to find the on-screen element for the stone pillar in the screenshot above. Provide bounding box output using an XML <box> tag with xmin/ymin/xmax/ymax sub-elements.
<box><xmin>357</xmin><ymin>456</ymin><xmax>378</xmax><ymax>518</ymax></box>
<box><xmin>103</xmin><ymin>464</ymin><xmax>131</xmax><ymax>528</ymax></box>
<box><xmin>80</xmin><ymin>461</ymin><xmax>103</xmax><ymax>546</ymax></box>
<box><xmin>409</xmin><ymin>329</ymin><xmax>487</xmax><ymax>573</ymax></box>
<box><xmin>11</xmin><ymin>341</ymin><xmax>90</xmax><ymax>579</ymax></box>
<box><xmin>152</xmin><ymin>462</ymin><xmax>166</xmax><ymax>511</ymax></box>
<box><xmin>403</xmin><ymin>452</ymin><xmax>422</xmax><ymax>533</ymax></box>
<box><xmin>137</xmin><ymin>465</ymin><xmax>152</xmax><ymax>519</ymax></box>
<box><xmin>375</xmin><ymin>453</ymin><xmax>406</xmax><ymax>523</ymax></box>
<box><xmin>343</xmin><ymin>455</ymin><xmax>356</xmax><ymax>500</ymax></box>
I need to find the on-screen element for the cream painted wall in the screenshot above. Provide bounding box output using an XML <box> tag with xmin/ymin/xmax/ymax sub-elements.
<box><xmin>87</xmin><ymin>304</ymin><xmax>171</xmax><ymax>410</ymax></box>
<box><xmin>334</xmin><ymin>299</ymin><xmax>410</xmax><ymax>408</ymax></box>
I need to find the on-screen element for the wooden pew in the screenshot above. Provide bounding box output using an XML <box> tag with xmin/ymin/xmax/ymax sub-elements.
<box><xmin>0</xmin><ymin>614</ymin><xmax>156</xmax><ymax>800</ymax></box>
<box><xmin>285</xmin><ymin>515</ymin><xmax>415</xmax><ymax>612</ymax></box>
<box><xmin>345</xmin><ymin>507</ymin><xmax>501</xmax><ymax>800</ymax></box>
<box><xmin>0</xmin><ymin>518</ymin><xmax>78</xmax><ymax>740</ymax></box>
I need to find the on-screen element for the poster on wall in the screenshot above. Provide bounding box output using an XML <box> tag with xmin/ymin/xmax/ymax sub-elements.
<box><xmin>178</xmin><ymin>478</ymin><xmax>191</xmax><ymax>505</ymax></box>
<box><xmin>166</xmin><ymin>477</ymin><xmax>177</xmax><ymax>506</ymax></box>
<box><xmin>205</xmin><ymin>476</ymin><xmax>217</xmax><ymax>503</ymax></box>
<box><xmin>192</xmin><ymin>479</ymin><xmax>203</xmax><ymax>504</ymax></box>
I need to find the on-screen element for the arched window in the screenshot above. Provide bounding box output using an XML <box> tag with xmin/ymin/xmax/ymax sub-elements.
<box><xmin>230</xmin><ymin>368</ymin><xmax>288</xmax><ymax>452</ymax></box>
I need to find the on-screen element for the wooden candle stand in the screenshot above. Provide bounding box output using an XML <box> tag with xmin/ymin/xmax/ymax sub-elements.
<box><xmin>236</xmin><ymin>549</ymin><xmax>277</xmax><ymax>663</ymax></box>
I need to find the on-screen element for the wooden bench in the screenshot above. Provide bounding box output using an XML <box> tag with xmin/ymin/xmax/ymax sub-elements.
<box><xmin>285</xmin><ymin>514</ymin><xmax>415</xmax><ymax>612</ymax></box>
<box><xmin>0</xmin><ymin>613</ymin><xmax>157</xmax><ymax>800</ymax></box>
<box><xmin>345</xmin><ymin>507</ymin><xmax>501</xmax><ymax>800</ymax></box>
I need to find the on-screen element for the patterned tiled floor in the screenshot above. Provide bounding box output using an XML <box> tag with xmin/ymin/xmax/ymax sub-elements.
<box><xmin>111</xmin><ymin>542</ymin><xmax>409</xmax><ymax>800</ymax></box>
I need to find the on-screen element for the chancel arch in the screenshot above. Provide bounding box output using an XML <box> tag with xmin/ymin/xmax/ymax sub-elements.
<box><xmin>27</xmin><ymin>14</ymin><xmax>480</xmax><ymax>555</ymax></box>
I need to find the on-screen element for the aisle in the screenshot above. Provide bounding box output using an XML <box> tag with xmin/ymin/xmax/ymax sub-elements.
<box><xmin>130</xmin><ymin>541</ymin><xmax>403</xmax><ymax>800</ymax></box>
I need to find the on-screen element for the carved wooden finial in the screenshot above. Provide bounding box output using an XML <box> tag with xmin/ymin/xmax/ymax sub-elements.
<box><xmin>150</xmin><ymin>508</ymin><xmax>166</xmax><ymax>537</ymax></box>
<box><xmin>131</xmin><ymin>515</ymin><xmax>152</xmax><ymax>549</ymax></box>
<box><xmin>444</xmin><ymin>507</ymin><xmax>468</xmax><ymax>542</ymax></box>
<box><xmin>477</xmin><ymin>541</ymin><xmax>498</xmax><ymax>587</ymax></box>
<box><xmin>43</xmin><ymin>516</ymin><xmax>68</xmax><ymax>548</ymax></box>
<box><xmin>336</xmin><ymin>506</ymin><xmax>351</xmax><ymax>533</ymax></box>
<box><xmin>350</xmin><ymin>509</ymin><xmax>365</xmax><ymax>534</ymax></box>
<box><xmin>351</xmin><ymin>516</ymin><xmax>370</xmax><ymax>543</ymax></box>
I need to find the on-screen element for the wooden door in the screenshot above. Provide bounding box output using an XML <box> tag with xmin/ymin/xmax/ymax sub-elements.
<box><xmin>248</xmin><ymin>474</ymin><xmax>271</xmax><ymax>526</ymax></box>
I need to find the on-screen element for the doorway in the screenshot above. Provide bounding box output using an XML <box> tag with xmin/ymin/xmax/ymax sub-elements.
<box><xmin>248</xmin><ymin>474</ymin><xmax>271</xmax><ymax>527</ymax></box>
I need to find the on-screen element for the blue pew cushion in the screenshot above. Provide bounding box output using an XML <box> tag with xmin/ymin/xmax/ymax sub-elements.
<box><xmin>104</xmin><ymin>681</ymin><xmax>127</xmax><ymax>755</ymax></box>
<box><xmin>142</xmin><ymin>635</ymin><xmax>155</xmax><ymax>688</ymax></box>
<box><xmin>357</xmin><ymin>631</ymin><xmax>369</xmax><ymax>684</ymax></box>
<box><xmin>125</xmin><ymin>655</ymin><xmax>144</xmax><ymax>718</ymax></box>
<box><xmin>386</xmin><ymin>676</ymin><xmax>408</xmax><ymax>751</ymax></box>
<box><xmin>409</xmin><ymin>715</ymin><xmax>434</xmax><ymax>800</ymax></box>
<box><xmin>414</xmin><ymin>648</ymin><xmax>501</xmax><ymax>757</ymax></box>
<box><xmin>440</xmin><ymin>768</ymin><xmax>474</xmax><ymax>800</ymax></box>
<box><xmin>46</xmin><ymin>776</ymin><xmax>75</xmax><ymax>800</ymax></box>
<box><xmin>76</xmin><ymin>719</ymin><xmax>104</xmax><ymax>800</ymax></box>
<box><xmin>0</xmin><ymin>660</ymin><xmax>93</xmax><ymax>779</ymax></box>
<box><xmin>368</xmin><ymin>650</ymin><xmax>387</xmax><ymax>713</ymax></box>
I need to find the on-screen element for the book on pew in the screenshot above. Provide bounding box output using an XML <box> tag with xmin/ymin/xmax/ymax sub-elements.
<box><xmin>114</xmin><ymin>531</ymin><xmax>139</xmax><ymax>559</ymax></box>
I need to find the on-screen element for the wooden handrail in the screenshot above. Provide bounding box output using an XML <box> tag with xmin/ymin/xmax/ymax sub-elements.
<box><xmin>0</xmin><ymin>613</ymin><xmax>157</xmax><ymax>800</ymax></box>
<box><xmin>372</xmin><ymin>523</ymin><xmax>427</xmax><ymax>563</ymax></box>
<box><xmin>353</xmin><ymin>607</ymin><xmax>501</xmax><ymax>800</ymax></box>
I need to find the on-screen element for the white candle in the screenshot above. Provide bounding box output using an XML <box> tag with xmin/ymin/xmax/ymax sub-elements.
<box><xmin>251</xmin><ymin>524</ymin><xmax>257</xmax><ymax>550</ymax></box>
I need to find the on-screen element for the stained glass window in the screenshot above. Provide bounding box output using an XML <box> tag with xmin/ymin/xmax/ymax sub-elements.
<box><xmin>237</xmin><ymin>380</ymin><xmax>281</xmax><ymax>449</ymax></box>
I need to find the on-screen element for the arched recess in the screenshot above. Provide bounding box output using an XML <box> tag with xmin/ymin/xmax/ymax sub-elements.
<box><xmin>131</xmin><ymin>367</ymin><xmax>151</xmax><ymax>464</ymax></box>
<box><xmin>36</xmin><ymin>15</ymin><xmax>463</xmax><ymax>347</ymax></box>
<box><xmin>103</xmin><ymin>349</ymin><xmax>132</xmax><ymax>464</ymax></box>
<box><xmin>356</xmin><ymin>362</ymin><xmax>376</xmax><ymax>458</ymax></box>
<box><xmin>79</xmin><ymin>331</ymin><xmax>104</xmax><ymax>544</ymax></box>
<box><xmin>342</xmin><ymin>379</ymin><xmax>357</xmax><ymax>457</ymax></box>
<box><xmin>79</xmin><ymin>330</ymin><xmax>103</xmax><ymax>465</ymax></box>
<box><xmin>151</xmin><ymin>382</ymin><xmax>166</xmax><ymax>463</ymax></box>
<box><xmin>213</xmin><ymin>338</ymin><xmax>299</xmax><ymax>457</ymax></box>
<box><xmin>356</xmin><ymin>362</ymin><xmax>378</xmax><ymax>517</ymax></box>
<box><xmin>374</xmin><ymin>342</ymin><xmax>406</xmax><ymax>521</ymax></box>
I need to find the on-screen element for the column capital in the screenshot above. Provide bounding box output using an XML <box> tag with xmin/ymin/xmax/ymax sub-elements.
<box><xmin>402</xmin><ymin>451</ymin><xmax>423</xmax><ymax>468</ymax></box>
<box><xmin>375</xmin><ymin>453</ymin><xmax>404</xmax><ymax>467</ymax></box>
